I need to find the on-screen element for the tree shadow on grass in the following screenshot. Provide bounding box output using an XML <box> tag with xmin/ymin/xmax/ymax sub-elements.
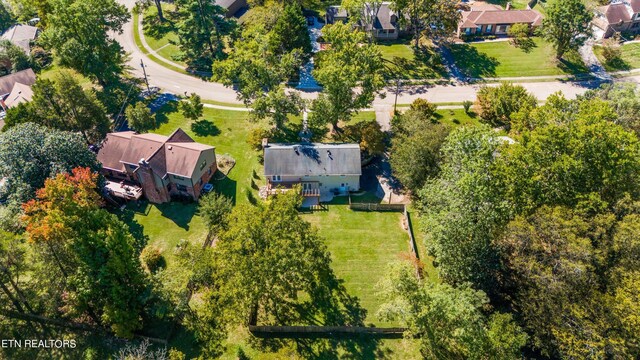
<box><xmin>212</xmin><ymin>176</ymin><xmax>237</xmax><ymax>205</ymax></box>
<box><xmin>604</xmin><ymin>58</ymin><xmax>631</xmax><ymax>72</ymax></box>
<box><xmin>155</xmin><ymin>201</ymin><xmax>198</xmax><ymax>230</ymax></box>
<box><xmin>557</xmin><ymin>51</ymin><xmax>591</xmax><ymax>75</ymax></box>
<box><xmin>447</xmin><ymin>44</ymin><xmax>499</xmax><ymax>78</ymax></box>
<box><xmin>191</xmin><ymin>119</ymin><xmax>220</xmax><ymax>137</ymax></box>
<box><xmin>117</xmin><ymin>204</ymin><xmax>150</xmax><ymax>254</ymax></box>
<box><xmin>142</xmin><ymin>12</ymin><xmax>176</xmax><ymax>40</ymax></box>
<box><xmin>154</xmin><ymin>100</ymin><xmax>179</xmax><ymax>126</ymax></box>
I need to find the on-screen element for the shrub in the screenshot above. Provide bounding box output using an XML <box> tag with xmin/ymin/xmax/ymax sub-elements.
<box><xmin>140</xmin><ymin>246</ymin><xmax>164</xmax><ymax>273</ymax></box>
<box><xmin>246</xmin><ymin>127</ymin><xmax>271</xmax><ymax>151</ymax></box>
<box><xmin>462</xmin><ymin>100</ymin><xmax>473</xmax><ymax>114</ymax></box>
<box><xmin>601</xmin><ymin>39</ymin><xmax>622</xmax><ymax>64</ymax></box>
<box><xmin>409</xmin><ymin>98</ymin><xmax>437</xmax><ymax>120</ymax></box>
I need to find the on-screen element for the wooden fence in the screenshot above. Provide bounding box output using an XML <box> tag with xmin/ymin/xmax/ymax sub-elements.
<box><xmin>249</xmin><ymin>325</ymin><xmax>406</xmax><ymax>338</ymax></box>
<box><xmin>349</xmin><ymin>203</ymin><xmax>406</xmax><ymax>212</ymax></box>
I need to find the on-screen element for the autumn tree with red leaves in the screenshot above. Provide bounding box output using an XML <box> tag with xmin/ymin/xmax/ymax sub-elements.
<box><xmin>23</xmin><ymin>168</ymin><xmax>147</xmax><ymax>338</ymax></box>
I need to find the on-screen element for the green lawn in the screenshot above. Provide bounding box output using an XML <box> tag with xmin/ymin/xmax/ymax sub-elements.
<box><xmin>594</xmin><ymin>43</ymin><xmax>640</xmax><ymax>72</ymax></box>
<box><xmin>301</xmin><ymin>198</ymin><xmax>412</xmax><ymax>326</ymax></box>
<box><xmin>142</xmin><ymin>4</ymin><xmax>185</xmax><ymax>66</ymax></box>
<box><xmin>376</xmin><ymin>41</ymin><xmax>446</xmax><ymax>80</ymax></box>
<box><xmin>435</xmin><ymin>108</ymin><xmax>480</xmax><ymax>127</ymax></box>
<box><xmin>450</xmin><ymin>37</ymin><xmax>588</xmax><ymax>78</ymax></box>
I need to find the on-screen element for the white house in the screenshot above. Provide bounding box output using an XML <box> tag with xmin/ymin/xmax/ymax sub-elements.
<box><xmin>263</xmin><ymin>142</ymin><xmax>362</xmax><ymax>203</ymax></box>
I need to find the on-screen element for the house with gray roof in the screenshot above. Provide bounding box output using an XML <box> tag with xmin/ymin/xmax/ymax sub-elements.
<box><xmin>457</xmin><ymin>3</ymin><xmax>543</xmax><ymax>38</ymax></box>
<box><xmin>1</xmin><ymin>24</ymin><xmax>39</xmax><ymax>55</ymax></box>
<box><xmin>326</xmin><ymin>2</ymin><xmax>400</xmax><ymax>40</ymax></box>
<box><xmin>97</xmin><ymin>128</ymin><xmax>217</xmax><ymax>203</ymax></box>
<box><xmin>263</xmin><ymin>142</ymin><xmax>362</xmax><ymax>203</ymax></box>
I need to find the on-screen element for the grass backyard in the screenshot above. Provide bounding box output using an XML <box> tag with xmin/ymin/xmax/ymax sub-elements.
<box><xmin>302</xmin><ymin>198</ymin><xmax>413</xmax><ymax>326</ymax></box>
<box><xmin>594</xmin><ymin>43</ymin><xmax>640</xmax><ymax>72</ymax></box>
<box><xmin>450</xmin><ymin>38</ymin><xmax>588</xmax><ymax>78</ymax></box>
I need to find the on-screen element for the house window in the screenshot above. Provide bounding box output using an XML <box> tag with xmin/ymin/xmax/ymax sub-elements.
<box><xmin>476</xmin><ymin>26</ymin><xmax>482</xmax><ymax>33</ymax></box>
<box><xmin>199</xmin><ymin>178</ymin><xmax>203</xmax><ymax>185</ymax></box>
<box><xmin>167</xmin><ymin>183</ymin><xmax>172</xmax><ymax>191</ymax></box>
<box><xmin>465</xmin><ymin>28</ymin><xmax>471</xmax><ymax>35</ymax></box>
<box><xmin>486</xmin><ymin>24</ymin><xmax>492</xmax><ymax>33</ymax></box>
<box><xmin>200</xmin><ymin>160</ymin><xmax>207</xmax><ymax>171</ymax></box>
<box><xmin>388</xmin><ymin>29</ymin><xmax>395</xmax><ymax>34</ymax></box>
<box><xmin>633</xmin><ymin>22</ymin><xmax>640</xmax><ymax>28</ymax></box>
<box><xmin>176</xmin><ymin>184</ymin><xmax>187</xmax><ymax>192</ymax></box>
<box><xmin>208</xmin><ymin>168</ymin><xmax>212</xmax><ymax>175</ymax></box>
<box><xmin>272</xmin><ymin>175</ymin><xmax>281</xmax><ymax>182</ymax></box>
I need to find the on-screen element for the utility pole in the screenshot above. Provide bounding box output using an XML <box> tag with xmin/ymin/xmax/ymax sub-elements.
<box><xmin>140</xmin><ymin>59</ymin><xmax>150</xmax><ymax>93</ymax></box>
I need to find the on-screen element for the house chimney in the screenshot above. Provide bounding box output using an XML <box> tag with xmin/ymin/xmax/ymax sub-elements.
<box><xmin>262</xmin><ymin>138</ymin><xmax>269</xmax><ymax>149</ymax></box>
<box><xmin>506</xmin><ymin>2</ymin><xmax>511</xmax><ymax>10</ymax></box>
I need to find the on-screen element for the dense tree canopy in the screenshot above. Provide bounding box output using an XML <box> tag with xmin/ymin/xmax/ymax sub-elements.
<box><xmin>378</xmin><ymin>263</ymin><xmax>528</xmax><ymax>359</ymax></box>
<box><xmin>125</xmin><ymin>102</ymin><xmax>156</xmax><ymax>133</ymax></box>
<box><xmin>0</xmin><ymin>123</ymin><xmax>100</xmax><ymax>203</ymax></box>
<box><xmin>309</xmin><ymin>23</ymin><xmax>385</xmax><ymax>131</ymax></box>
<box><xmin>23</xmin><ymin>168</ymin><xmax>147</xmax><ymax>338</ymax></box>
<box><xmin>4</xmin><ymin>72</ymin><xmax>111</xmax><ymax>143</ymax></box>
<box><xmin>418</xmin><ymin>125</ymin><xmax>508</xmax><ymax>292</ymax></box>
<box><xmin>389</xmin><ymin>104</ymin><xmax>450</xmax><ymax>193</ymax></box>
<box><xmin>213</xmin><ymin>3</ymin><xmax>306</xmax><ymax>129</ymax></box>
<box><xmin>40</xmin><ymin>0</ymin><xmax>129</xmax><ymax>85</ymax></box>
<box><xmin>0</xmin><ymin>39</ymin><xmax>29</xmax><ymax>75</ymax></box>
<box><xmin>540</xmin><ymin>0</ymin><xmax>592</xmax><ymax>59</ymax></box>
<box><xmin>0</xmin><ymin>2</ymin><xmax>14</xmax><ymax>32</ymax></box>
<box><xmin>475</xmin><ymin>82</ymin><xmax>537</xmax><ymax>129</ymax></box>
<box><xmin>174</xmin><ymin>0</ymin><xmax>236</xmax><ymax>71</ymax></box>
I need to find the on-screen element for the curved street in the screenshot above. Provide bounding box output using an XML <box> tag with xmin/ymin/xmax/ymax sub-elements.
<box><xmin>114</xmin><ymin>0</ymin><xmax>640</xmax><ymax>107</ymax></box>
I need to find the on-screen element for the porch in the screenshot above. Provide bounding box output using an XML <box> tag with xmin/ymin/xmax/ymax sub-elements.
<box><xmin>104</xmin><ymin>179</ymin><xmax>143</xmax><ymax>200</ymax></box>
<box><xmin>265</xmin><ymin>181</ymin><xmax>321</xmax><ymax>198</ymax></box>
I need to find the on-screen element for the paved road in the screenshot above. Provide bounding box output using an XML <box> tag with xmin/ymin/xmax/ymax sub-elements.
<box><xmin>115</xmin><ymin>0</ymin><xmax>640</xmax><ymax>106</ymax></box>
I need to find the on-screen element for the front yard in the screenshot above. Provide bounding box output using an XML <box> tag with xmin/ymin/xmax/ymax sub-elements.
<box><xmin>594</xmin><ymin>42</ymin><xmax>640</xmax><ymax>72</ymax></box>
<box><xmin>376</xmin><ymin>41</ymin><xmax>447</xmax><ymax>80</ymax></box>
<box><xmin>450</xmin><ymin>38</ymin><xmax>588</xmax><ymax>78</ymax></box>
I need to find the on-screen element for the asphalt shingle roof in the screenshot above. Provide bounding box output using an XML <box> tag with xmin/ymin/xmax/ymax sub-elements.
<box><xmin>264</xmin><ymin>143</ymin><xmax>361</xmax><ymax>177</ymax></box>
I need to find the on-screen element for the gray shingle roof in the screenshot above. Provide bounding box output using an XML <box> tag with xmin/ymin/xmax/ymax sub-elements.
<box><xmin>264</xmin><ymin>143</ymin><xmax>362</xmax><ymax>177</ymax></box>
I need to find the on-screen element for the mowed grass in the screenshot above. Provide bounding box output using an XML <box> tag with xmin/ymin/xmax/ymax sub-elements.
<box><xmin>594</xmin><ymin>43</ymin><xmax>640</xmax><ymax>72</ymax></box>
<box><xmin>450</xmin><ymin>37</ymin><xmax>588</xmax><ymax>78</ymax></box>
<box><xmin>119</xmin><ymin>105</ymin><xmax>261</xmax><ymax>264</ymax></box>
<box><xmin>302</xmin><ymin>201</ymin><xmax>412</xmax><ymax>326</ymax></box>
<box><xmin>142</xmin><ymin>4</ymin><xmax>185</xmax><ymax>66</ymax></box>
<box><xmin>376</xmin><ymin>42</ymin><xmax>446</xmax><ymax>79</ymax></box>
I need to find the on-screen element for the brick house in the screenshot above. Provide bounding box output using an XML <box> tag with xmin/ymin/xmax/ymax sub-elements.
<box><xmin>457</xmin><ymin>4</ymin><xmax>543</xmax><ymax>38</ymax></box>
<box><xmin>326</xmin><ymin>2</ymin><xmax>401</xmax><ymax>40</ymax></box>
<box><xmin>593</xmin><ymin>0</ymin><xmax>640</xmax><ymax>39</ymax></box>
<box><xmin>97</xmin><ymin>128</ymin><xmax>217</xmax><ymax>203</ymax></box>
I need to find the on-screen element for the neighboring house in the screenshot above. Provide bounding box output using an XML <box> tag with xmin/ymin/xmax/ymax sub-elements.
<box><xmin>263</xmin><ymin>142</ymin><xmax>362</xmax><ymax>204</ymax></box>
<box><xmin>457</xmin><ymin>4</ymin><xmax>543</xmax><ymax>38</ymax></box>
<box><xmin>97</xmin><ymin>128</ymin><xmax>217</xmax><ymax>204</ymax></box>
<box><xmin>0</xmin><ymin>69</ymin><xmax>36</xmax><ymax>119</ymax></box>
<box><xmin>326</xmin><ymin>2</ymin><xmax>400</xmax><ymax>40</ymax></box>
<box><xmin>215</xmin><ymin>0</ymin><xmax>247</xmax><ymax>17</ymax></box>
<box><xmin>1</xmin><ymin>24</ymin><xmax>39</xmax><ymax>55</ymax></box>
<box><xmin>593</xmin><ymin>0</ymin><xmax>640</xmax><ymax>39</ymax></box>
<box><xmin>0</xmin><ymin>68</ymin><xmax>36</xmax><ymax>98</ymax></box>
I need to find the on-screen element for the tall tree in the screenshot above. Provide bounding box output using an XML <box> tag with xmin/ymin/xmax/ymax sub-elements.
<box><xmin>581</xmin><ymin>83</ymin><xmax>640</xmax><ymax>135</ymax></box>
<box><xmin>213</xmin><ymin>9</ymin><xmax>305</xmax><ymax>129</ymax></box>
<box><xmin>309</xmin><ymin>23</ymin><xmax>385</xmax><ymax>132</ymax></box>
<box><xmin>389</xmin><ymin>104</ymin><xmax>450</xmax><ymax>193</ymax></box>
<box><xmin>0</xmin><ymin>2</ymin><xmax>14</xmax><ymax>32</ymax></box>
<box><xmin>475</xmin><ymin>82</ymin><xmax>537</xmax><ymax>130</ymax></box>
<box><xmin>4</xmin><ymin>72</ymin><xmax>111</xmax><ymax>143</ymax></box>
<box><xmin>418</xmin><ymin>125</ymin><xmax>508</xmax><ymax>293</ymax></box>
<box><xmin>268</xmin><ymin>3</ymin><xmax>311</xmax><ymax>57</ymax></box>
<box><xmin>378</xmin><ymin>262</ymin><xmax>528</xmax><ymax>359</ymax></box>
<box><xmin>392</xmin><ymin>0</ymin><xmax>460</xmax><ymax>48</ymax></box>
<box><xmin>125</xmin><ymin>102</ymin><xmax>156</xmax><ymax>133</ymax></box>
<box><xmin>0</xmin><ymin>123</ymin><xmax>100</xmax><ymax>203</ymax></box>
<box><xmin>179</xmin><ymin>93</ymin><xmax>203</xmax><ymax>121</ymax></box>
<box><xmin>540</xmin><ymin>0</ymin><xmax>592</xmax><ymax>59</ymax></box>
<box><xmin>40</xmin><ymin>0</ymin><xmax>129</xmax><ymax>85</ymax></box>
<box><xmin>174</xmin><ymin>0</ymin><xmax>236</xmax><ymax>71</ymax></box>
<box><xmin>0</xmin><ymin>39</ymin><xmax>30</xmax><ymax>76</ymax></box>
<box><xmin>23</xmin><ymin>168</ymin><xmax>148</xmax><ymax>338</ymax></box>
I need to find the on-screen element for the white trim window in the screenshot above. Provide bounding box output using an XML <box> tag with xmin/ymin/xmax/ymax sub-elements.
<box><xmin>272</xmin><ymin>175</ymin><xmax>281</xmax><ymax>182</ymax></box>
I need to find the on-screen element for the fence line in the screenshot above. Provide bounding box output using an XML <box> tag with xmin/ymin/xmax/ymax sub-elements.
<box><xmin>349</xmin><ymin>203</ymin><xmax>406</xmax><ymax>212</ymax></box>
<box><xmin>249</xmin><ymin>325</ymin><xmax>406</xmax><ymax>338</ymax></box>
